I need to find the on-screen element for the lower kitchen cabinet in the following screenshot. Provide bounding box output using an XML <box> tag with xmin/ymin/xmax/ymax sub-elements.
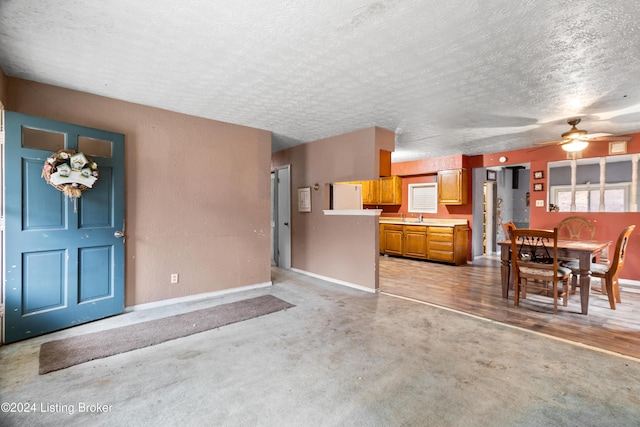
<box><xmin>380</xmin><ymin>223</ymin><xmax>468</xmax><ymax>265</ymax></box>
<box><xmin>403</xmin><ymin>225</ymin><xmax>428</xmax><ymax>259</ymax></box>
<box><xmin>427</xmin><ymin>226</ymin><xmax>456</xmax><ymax>263</ymax></box>
<box><xmin>427</xmin><ymin>225</ymin><xmax>468</xmax><ymax>265</ymax></box>
<box><xmin>382</xmin><ymin>224</ymin><xmax>403</xmax><ymax>256</ymax></box>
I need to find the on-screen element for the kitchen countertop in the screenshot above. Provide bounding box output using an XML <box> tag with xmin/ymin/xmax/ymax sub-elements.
<box><xmin>379</xmin><ymin>218</ymin><xmax>468</xmax><ymax>226</ymax></box>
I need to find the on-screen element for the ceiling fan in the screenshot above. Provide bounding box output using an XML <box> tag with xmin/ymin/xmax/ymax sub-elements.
<box><xmin>537</xmin><ymin>118</ymin><xmax>632</xmax><ymax>152</ymax></box>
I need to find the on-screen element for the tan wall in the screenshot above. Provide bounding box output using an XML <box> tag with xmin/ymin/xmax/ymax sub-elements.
<box><xmin>7</xmin><ymin>78</ymin><xmax>272</xmax><ymax>306</ymax></box>
<box><xmin>272</xmin><ymin>127</ymin><xmax>394</xmax><ymax>290</ymax></box>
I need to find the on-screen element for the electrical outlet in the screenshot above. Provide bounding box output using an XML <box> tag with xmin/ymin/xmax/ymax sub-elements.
<box><xmin>535</xmin><ymin>200</ymin><xmax>544</xmax><ymax>207</ymax></box>
<box><xmin>170</xmin><ymin>273</ymin><xmax>179</xmax><ymax>284</ymax></box>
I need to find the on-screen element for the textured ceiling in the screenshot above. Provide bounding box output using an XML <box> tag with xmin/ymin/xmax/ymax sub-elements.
<box><xmin>2</xmin><ymin>0</ymin><xmax>640</xmax><ymax>162</ymax></box>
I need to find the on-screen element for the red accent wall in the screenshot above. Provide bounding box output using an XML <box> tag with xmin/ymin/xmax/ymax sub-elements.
<box><xmin>390</xmin><ymin>155</ymin><xmax>474</xmax><ymax>260</ymax></box>
<box><xmin>392</xmin><ymin>134</ymin><xmax>640</xmax><ymax>281</ymax></box>
<box><xmin>515</xmin><ymin>139</ymin><xmax>640</xmax><ymax>282</ymax></box>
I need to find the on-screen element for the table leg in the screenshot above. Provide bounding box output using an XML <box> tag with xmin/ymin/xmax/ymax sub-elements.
<box><xmin>578</xmin><ymin>254</ymin><xmax>591</xmax><ymax>315</ymax></box>
<box><xmin>501</xmin><ymin>248</ymin><xmax>510</xmax><ymax>299</ymax></box>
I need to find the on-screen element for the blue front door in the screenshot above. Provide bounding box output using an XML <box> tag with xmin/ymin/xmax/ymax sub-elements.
<box><xmin>4</xmin><ymin>111</ymin><xmax>125</xmax><ymax>343</ymax></box>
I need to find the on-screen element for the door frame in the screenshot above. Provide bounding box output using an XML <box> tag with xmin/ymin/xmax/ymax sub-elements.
<box><xmin>272</xmin><ymin>165</ymin><xmax>291</xmax><ymax>269</ymax></box>
<box><xmin>1</xmin><ymin>109</ymin><xmax>5</xmax><ymax>342</ymax></box>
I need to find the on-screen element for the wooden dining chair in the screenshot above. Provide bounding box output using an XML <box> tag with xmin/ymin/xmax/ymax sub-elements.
<box><xmin>563</xmin><ymin>225</ymin><xmax>635</xmax><ymax>310</ymax></box>
<box><xmin>557</xmin><ymin>216</ymin><xmax>596</xmax><ymax>241</ymax></box>
<box><xmin>511</xmin><ymin>228</ymin><xmax>572</xmax><ymax>313</ymax></box>
<box><xmin>557</xmin><ymin>216</ymin><xmax>602</xmax><ymax>292</ymax></box>
<box><xmin>502</xmin><ymin>221</ymin><xmax>516</xmax><ymax>240</ymax></box>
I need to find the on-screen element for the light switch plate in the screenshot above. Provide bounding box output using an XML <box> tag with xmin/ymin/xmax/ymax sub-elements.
<box><xmin>535</xmin><ymin>200</ymin><xmax>544</xmax><ymax>207</ymax></box>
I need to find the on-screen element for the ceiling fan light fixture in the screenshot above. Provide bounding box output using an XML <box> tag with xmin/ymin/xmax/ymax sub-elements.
<box><xmin>561</xmin><ymin>118</ymin><xmax>588</xmax><ymax>140</ymax></box>
<box><xmin>561</xmin><ymin>140</ymin><xmax>589</xmax><ymax>152</ymax></box>
<box><xmin>561</xmin><ymin>127</ymin><xmax>588</xmax><ymax>140</ymax></box>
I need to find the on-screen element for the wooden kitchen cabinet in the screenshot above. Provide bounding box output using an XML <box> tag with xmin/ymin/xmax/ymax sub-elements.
<box><xmin>379</xmin><ymin>149</ymin><xmax>392</xmax><ymax>177</ymax></box>
<box><xmin>339</xmin><ymin>175</ymin><xmax>400</xmax><ymax>205</ymax></box>
<box><xmin>380</xmin><ymin>222</ymin><xmax>468</xmax><ymax>265</ymax></box>
<box><xmin>427</xmin><ymin>225</ymin><xmax>469</xmax><ymax>265</ymax></box>
<box><xmin>379</xmin><ymin>175</ymin><xmax>402</xmax><ymax>205</ymax></box>
<box><xmin>403</xmin><ymin>225</ymin><xmax>428</xmax><ymax>259</ymax></box>
<box><xmin>381</xmin><ymin>224</ymin><xmax>403</xmax><ymax>256</ymax></box>
<box><xmin>361</xmin><ymin>179</ymin><xmax>379</xmax><ymax>204</ymax></box>
<box><xmin>437</xmin><ymin>169</ymin><xmax>468</xmax><ymax>205</ymax></box>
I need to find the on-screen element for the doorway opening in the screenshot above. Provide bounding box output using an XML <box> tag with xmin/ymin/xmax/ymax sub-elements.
<box><xmin>271</xmin><ymin>165</ymin><xmax>291</xmax><ymax>269</ymax></box>
<box><xmin>473</xmin><ymin>165</ymin><xmax>530</xmax><ymax>260</ymax></box>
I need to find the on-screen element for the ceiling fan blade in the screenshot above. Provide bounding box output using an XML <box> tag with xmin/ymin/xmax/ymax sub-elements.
<box><xmin>535</xmin><ymin>139</ymin><xmax>565</xmax><ymax>146</ymax></box>
<box><xmin>582</xmin><ymin>135</ymin><xmax>633</xmax><ymax>142</ymax></box>
<box><xmin>531</xmin><ymin>118</ymin><xmax>634</xmax><ymax>151</ymax></box>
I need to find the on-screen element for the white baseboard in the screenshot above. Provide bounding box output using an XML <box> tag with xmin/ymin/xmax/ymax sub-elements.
<box><xmin>290</xmin><ymin>268</ymin><xmax>377</xmax><ymax>294</ymax></box>
<box><xmin>620</xmin><ymin>279</ymin><xmax>640</xmax><ymax>293</ymax></box>
<box><xmin>124</xmin><ymin>281</ymin><xmax>273</xmax><ymax>312</ymax></box>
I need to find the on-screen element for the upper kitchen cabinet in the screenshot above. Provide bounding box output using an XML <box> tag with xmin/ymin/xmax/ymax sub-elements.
<box><xmin>379</xmin><ymin>150</ymin><xmax>392</xmax><ymax>177</ymax></box>
<box><xmin>379</xmin><ymin>175</ymin><xmax>403</xmax><ymax>205</ymax></box>
<box><xmin>438</xmin><ymin>169</ymin><xmax>468</xmax><ymax>205</ymax></box>
<box><xmin>361</xmin><ymin>179</ymin><xmax>380</xmax><ymax>204</ymax></box>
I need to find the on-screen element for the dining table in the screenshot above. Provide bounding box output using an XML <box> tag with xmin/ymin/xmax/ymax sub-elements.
<box><xmin>497</xmin><ymin>238</ymin><xmax>612</xmax><ymax>315</ymax></box>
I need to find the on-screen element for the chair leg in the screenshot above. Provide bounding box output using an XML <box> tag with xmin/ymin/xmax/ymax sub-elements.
<box><xmin>571</xmin><ymin>274</ymin><xmax>578</xmax><ymax>293</ymax></box>
<box><xmin>600</xmin><ymin>277</ymin><xmax>607</xmax><ymax>295</ymax></box>
<box><xmin>514</xmin><ymin>278</ymin><xmax>520</xmax><ymax>307</ymax></box>
<box><xmin>605</xmin><ymin>277</ymin><xmax>616</xmax><ymax>310</ymax></box>
<box><xmin>563</xmin><ymin>280</ymin><xmax>569</xmax><ymax>307</ymax></box>
<box><xmin>613</xmin><ymin>277</ymin><xmax>622</xmax><ymax>304</ymax></box>
<box><xmin>552</xmin><ymin>282</ymin><xmax>558</xmax><ymax>314</ymax></box>
<box><xmin>541</xmin><ymin>280</ymin><xmax>548</xmax><ymax>297</ymax></box>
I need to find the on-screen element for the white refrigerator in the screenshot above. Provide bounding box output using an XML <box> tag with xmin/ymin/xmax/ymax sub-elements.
<box><xmin>331</xmin><ymin>183</ymin><xmax>363</xmax><ymax>210</ymax></box>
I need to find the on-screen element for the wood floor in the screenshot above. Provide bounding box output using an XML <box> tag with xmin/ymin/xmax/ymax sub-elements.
<box><xmin>379</xmin><ymin>254</ymin><xmax>640</xmax><ymax>360</ymax></box>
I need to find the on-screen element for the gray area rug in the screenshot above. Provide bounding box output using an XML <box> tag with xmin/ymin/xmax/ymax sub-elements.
<box><xmin>39</xmin><ymin>294</ymin><xmax>294</xmax><ymax>374</ymax></box>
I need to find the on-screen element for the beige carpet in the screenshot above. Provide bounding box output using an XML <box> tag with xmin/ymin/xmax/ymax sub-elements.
<box><xmin>39</xmin><ymin>294</ymin><xmax>294</xmax><ymax>374</ymax></box>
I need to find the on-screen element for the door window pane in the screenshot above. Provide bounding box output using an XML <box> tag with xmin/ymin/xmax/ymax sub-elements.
<box><xmin>22</xmin><ymin>127</ymin><xmax>65</xmax><ymax>151</ymax></box>
<box><xmin>78</xmin><ymin>136</ymin><xmax>112</xmax><ymax>158</ymax></box>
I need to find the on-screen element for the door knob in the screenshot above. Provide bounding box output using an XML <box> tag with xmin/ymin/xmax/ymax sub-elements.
<box><xmin>284</xmin><ymin>222</ymin><xmax>289</xmax><ymax>226</ymax></box>
<box><xmin>114</xmin><ymin>219</ymin><xmax>126</xmax><ymax>243</ymax></box>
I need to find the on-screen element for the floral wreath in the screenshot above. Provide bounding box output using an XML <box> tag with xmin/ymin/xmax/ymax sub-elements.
<box><xmin>41</xmin><ymin>149</ymin><xmax>99</xmax><ymax>199</ymax></box>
